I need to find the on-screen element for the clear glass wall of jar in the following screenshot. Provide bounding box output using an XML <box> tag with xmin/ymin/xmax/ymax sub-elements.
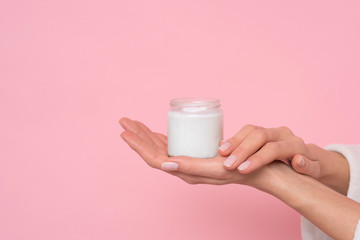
<box><xmin>167</xmin><ymin>98</ymin><xmax>223</xmax><ymax>158</ymax></box>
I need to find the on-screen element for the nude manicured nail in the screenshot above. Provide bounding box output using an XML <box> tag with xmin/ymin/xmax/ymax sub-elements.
<box><xmin>238</xmin><ymin>160</ymin><xmax>251</xmax><ymax>171</ymax></box>
<box><xmin>297</xmin><ymin>156</ymin><xmax>305</xmax><ymax>168</ymax></box>
<box><xmin>219</xmin><ymin>142</ymin><xmax>231</xmax><ymax>152</ymax></box>
<box><xmin>161</xmin><ymin>162</ymin><xmax>179</xmax><ymax>171</ymax></box>
<box><xmin>223</xmin><ymin>155</ymin><xmax>236</xmax><ymax>167</ymax></box>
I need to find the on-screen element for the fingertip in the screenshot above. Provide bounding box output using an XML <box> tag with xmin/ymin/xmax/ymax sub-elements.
<box><xmin>120</xmin><ymin>131</ymin><xmax>130</xmax><ymax>141</ymax></box>
<box><xmin>218</xmin><ymin>142</ymin><xmax>231</xmax><ymax>153</ymax></box>
<box><xmin>119</xmin><ymin>118</ymin><xmax>142</xmax><ymax>134</ymax></box>
<box><xmin>237</xmin><ymin>160</ymin><xmax>252</xmax><ymax>174</ymax></box>
<box><xmin>120</xmin><ymin>130</ymin><xmax>139</xmax><ymax>145</ymax></box>
<box><xmin>119</xmin><ymin>117</ymin><xmax>131</xmax><ymax>129</ymax></box>
<box><xmin>222</xmin><ymin>155</ymin><xmax>237</xmax><ymax>169</ymax></box>
<box><xmin>161</xmin><ymin>162</ymin><xmax>179</xmax><ymax>171</ymax></box>
<box><xmin>237</xmin><ymin>168</ymin><xmax>251</xmax><ymax>175</ymax></box>
<box><xmin>291</xmin><ymin>154</ymin><xmax>305</xmax><ymax>169</ymax></box>
<box><xmin>119</xmin><ymin>117</ymin><xmax>128</xmax><ymax>123</ymax></box>
<box><xmin>297</xmin><ymin>155</ymin><xmax>305</xmax><ymax>168</ymax></box>
<box><xmin>218</xmin><ymin>149</ymin><xmax>229</xmax><ymax>157</ymax></box>
<box><xmin>222</xmin><ymin>163</ymin><xmax>234</xmax><ymax>170</ymax></box>
<box><xmin>291</xmin><ymin>154</ymin><xmax>310</xmax><ymax>176</ymax></box>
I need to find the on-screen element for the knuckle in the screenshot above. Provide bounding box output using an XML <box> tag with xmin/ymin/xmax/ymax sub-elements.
<box><xmin>306</xmin><ymin>143</ymin><xmax>318</xmax><ymax>156</ymax></box>
<box><xmin>243</xmin><ymin>124</ymin><xmax>256</xmax><ymax>131</ymax></box>
<box><xmin>232</xmin><ymin>124</ymin><xmax>257</xmax><ymax>142</ymax></box>
<box><xmin>293</xmin><ymin>136</ymin><xmax>305</xmax><ymax>145</ymax></box>
<box><xmin>265</xmin><ymin>142</ymin><xmax>280</xmax><ymax>152</ymax></box>
<box><xmin>253</xmin><ymin>128</ymin><xmax>268</xmax><ymax>142</ymax></box>
<box><xmin>306</xmin><ymin>143</ymin><xmax>317</xmax><ymax>148</ymax></box>
<box><xmin>278</xmin><ymin>126</ymin><xmax>293</xmax><ymax>136</ymax></box>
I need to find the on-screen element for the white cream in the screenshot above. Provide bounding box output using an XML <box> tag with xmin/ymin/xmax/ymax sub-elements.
<box><xmin>167</xmin><ymin>99</ymin><xmax>223</xmax><ymax>158</ymax></box>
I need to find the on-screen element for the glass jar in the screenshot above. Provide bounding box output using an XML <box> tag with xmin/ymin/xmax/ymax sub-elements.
<box><xmin>167</xmin><ymin>98</ymin><xmax>223</xmax><ymax>158</ymax></box>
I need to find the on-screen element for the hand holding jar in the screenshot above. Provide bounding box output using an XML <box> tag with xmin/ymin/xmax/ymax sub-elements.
<box><xmin>119</xmin><ymin>117</ymin><xmax>262</xmax><ymax>186</ymax></box>
<box><xmin>119</xmin><ymin>117</ymin><xmax>358</xmax><ymax>240</ymax></box>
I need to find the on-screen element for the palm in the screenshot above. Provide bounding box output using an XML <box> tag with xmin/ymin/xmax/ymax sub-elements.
<box><xmin>120</xmin><ymin>118</ymin><xmax>250</xmax><ymax>183</ymax></box>
<box><xmin>120</xmin><ymin>117</ymin><xmax>225</xmax><ymax>165</ymax></box>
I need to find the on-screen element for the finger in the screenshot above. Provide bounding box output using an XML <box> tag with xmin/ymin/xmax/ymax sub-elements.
<box><xmin>218</xmin><ymin>124</ymin><xmax>258</xmax><ymax>156</ymax></box>
<box><xmin>120</xmin><ymin>130</ymin><xmax>166</xmax><ymax>169</ymax></box>
<box><xmin>119</xmin><ymin>118</ymin><xmax>157</xmax><ymax>148</ymax></box>
<box><xmin>134</xmin><ymin>120</ymin><xmax>167</xmax><ymax>154</ymax></box>
<box><xmin>161</xmin><ymin>156</ymin><xmax>233</xmax><ymax>180</ymax></box>
<box><xmin>155</xmin><ymin>133</ymin><xmax>167</xmax><ymax>145</ymax></box>
<box><xmin>168</xmin><ymin>172</ymin><xmax>231</xmax><ymax>185</ymax></box>
<box><xmin>237</xmin><ymin>138</ymin><xmax>307</xmax><ymax>174</ymax></box>
<box><xmin>291</xmin><ymin>154</ymin><xmax>321</xmax><ymax>180</ymax></box>
<box><xmin>223</xmin><ymin>127</ymin><xmax>294</xmax><ymax>169</ymax></box>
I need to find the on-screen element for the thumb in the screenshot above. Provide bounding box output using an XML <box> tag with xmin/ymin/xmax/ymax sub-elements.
<box><xmin>291</xmin><ymin>154</ymin><xmax>321</xmax><ymax>180</ymax></box>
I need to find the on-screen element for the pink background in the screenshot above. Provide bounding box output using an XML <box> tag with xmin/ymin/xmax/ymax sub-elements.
<box><xmin>1</xmin><ymin>0</ymin><xmax>360</xmax><ymax>239</ymax></box>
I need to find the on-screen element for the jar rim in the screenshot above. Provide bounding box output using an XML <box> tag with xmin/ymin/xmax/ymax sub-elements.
<box><xmin>170</xmin><ymin>98</ymin><xmax>220</xmax><ymax>108</ymax></box>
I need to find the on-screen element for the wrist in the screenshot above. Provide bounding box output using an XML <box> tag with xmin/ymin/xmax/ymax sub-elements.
<box><xmin>249</xmin><ymin>162</ymin><xmax>296</xmax><ymax>196</ymax></box>
<box><xmin>319</xmin><ymin>150</ymin><xmax>349</xmax><ymax>195</ymax></box>
<box><xmin>257</xmin><ymin>163</ymin><xmax>319</xmax><ymax>210</ymax></box>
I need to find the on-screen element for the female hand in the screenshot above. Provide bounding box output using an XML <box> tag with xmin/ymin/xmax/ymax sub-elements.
<box><xmin>219</xmin><ymin>124</ymin><xmax>349</xmax><ymax>195</ymax></box>
<box><xmin>119</xmin><ymin>117</ymin><xmax>282</xmax><ymax>190</ymax></box>
<box><xmin>119</xmin><ymin>118</ymin><xmax>358</xmax><ymax>239</ymax></box>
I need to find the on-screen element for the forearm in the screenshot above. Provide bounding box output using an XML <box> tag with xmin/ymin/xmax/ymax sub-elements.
<box><xmin>262</xmin><ymin>164</ymin><xmax>360</xmax><ymax>240</ymax></box>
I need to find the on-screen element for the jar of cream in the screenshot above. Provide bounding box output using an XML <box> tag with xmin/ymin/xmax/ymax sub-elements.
<box><xmin>167</xmin><ymin>98</ymin><xmax>223</xmax><ymax>158</ymax></box>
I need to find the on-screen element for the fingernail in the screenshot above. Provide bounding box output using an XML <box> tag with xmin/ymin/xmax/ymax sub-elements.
<box><xmin>297</xmin><ymin>156</ymin><xmax>305</xmax><ymax>168</ymax></box>
<box><xmin>223</xmin><ymin>155</ymin><xmax>236</xmax><ymax>167</ymax></box>
<box><xmin>238</xmin><ymin>160</ymin><xmax>251</xmax><ymax>171</ymax></box>
<box><xmin>219</xmin><ymin>142</ymin><xmax>231</xmax><ymax>151</ymax></box>
<box><xmin>161</xmin><ymin>162</ymin><xmax>179</xmax><ymax>171</ymax></box>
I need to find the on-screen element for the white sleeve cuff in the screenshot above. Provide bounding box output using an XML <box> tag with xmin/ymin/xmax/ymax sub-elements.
<box><xmin>354</xmin><ymin>220</ymin><xmax>360</xmax><ymax>240</ymax></box>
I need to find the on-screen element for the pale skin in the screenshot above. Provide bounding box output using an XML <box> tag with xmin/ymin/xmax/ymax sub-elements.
<box><xmin>219</xmin><ymin>124</ymin><xmax>350</xmax><ymax>196</ymax></box>
<box><xmin>119</xmin><ymin>117</ymin><xmax>360</xmax><ymax>240</ymax></box>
